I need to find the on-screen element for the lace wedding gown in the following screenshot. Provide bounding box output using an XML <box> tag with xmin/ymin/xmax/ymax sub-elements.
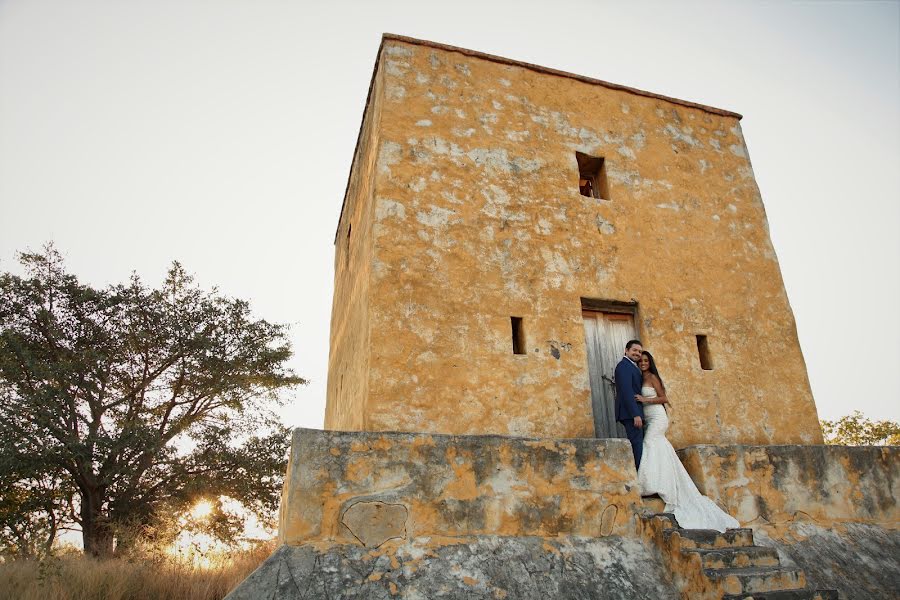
<box><xmin>637</xmin><ymin>385</ymin><xmax>740</xmax><ymax>532</ymax></box>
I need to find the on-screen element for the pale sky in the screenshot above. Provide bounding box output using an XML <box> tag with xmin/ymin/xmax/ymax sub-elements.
<box><xmin>1</xmin><ymin>0</ymin><xmax>898</xmax><ymax>427</ymax></box>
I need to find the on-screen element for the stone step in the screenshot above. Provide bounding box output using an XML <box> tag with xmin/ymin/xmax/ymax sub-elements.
<box><xmin>641</xmin><ymin>495</ymin><xmax>666</xmax><ymax>514</ymax></box>
<box><xmin>684</xmin><ymin>546</ymin><xmax>780</xmax><ymax>569</ymax></box>
<box><xmin>644</xmin><ymin>512</ymin><xmax>678</xmax><ymax>530</ymax></box>
<box><xmin>663</xmin><ymin>527</ymin><xmax>755</xmax><ymax>549</ymax></box>
<box><xmin>705</xmin><ymin>566</ymin><xmax>806</xmax><ymax>595</ymax></box>
<box><xmin>722</xmin><ymin>589</ymin><xmax>839</xmax><ymax>600</ymax></box>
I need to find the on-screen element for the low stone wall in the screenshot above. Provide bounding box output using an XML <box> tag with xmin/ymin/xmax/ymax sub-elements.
<box><xmin>677</xmin><ymin>444</ymin><xmax>899</xmax><ymax>527</ymax></box>
<box><xmin>278</xmin><ymin>428</ymin><xmax>641</xmax><ymax>546</ymax></box>
<box><xmin>227</xmin><ymin>535</ymin><xmax>679</xmax><ymax>600</ymax></box>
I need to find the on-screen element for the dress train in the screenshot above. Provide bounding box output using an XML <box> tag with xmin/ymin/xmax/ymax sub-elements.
<box><xmin>637</xmin><ymin>386</ymin><xmax>739</xmax><ymax>532</ymax></box>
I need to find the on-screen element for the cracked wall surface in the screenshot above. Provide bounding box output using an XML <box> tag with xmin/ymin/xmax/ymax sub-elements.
<box><xmin>341</xmin><ymin>501</ymin><xmax>409</xmax><ymax>548</ymax></box>
<box><xmin>326</xmin><ymin>35</ymin><xmax>823</xmax><ymax>447</ymax></box>
<box><xmin>678</xmin><ymin>444</ymin><xmax>899</xmax><ymax>527</ymax></box>
<box><xmin>278</xmin><ymin>428</ymin><xmax>641</xmax><ymax>546</ymax></box>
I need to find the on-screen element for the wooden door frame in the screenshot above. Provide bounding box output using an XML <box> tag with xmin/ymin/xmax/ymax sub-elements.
<box><xmin>581</xmin><ymin>298</ymin><xmax>640</xmax><ymax>439</ymax></box>
<box><xmin>580</xmin><ymin>298</ymin><xmax>639</xmax><ymax>319</ymax></box>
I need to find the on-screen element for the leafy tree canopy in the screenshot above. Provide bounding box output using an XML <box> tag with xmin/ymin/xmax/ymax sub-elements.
<box><xmin>0</xmin><ymin>245</ymin><xmax>305</xmax><ymax>557</ymax></box>
<box><xmin>821</xmin><ymin>411</ymin><xmax>900</xmax><ymax>446</ymax></box>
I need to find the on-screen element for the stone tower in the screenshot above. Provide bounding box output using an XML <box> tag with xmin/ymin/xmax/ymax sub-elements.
<box><xmin>226</xmin><ymin>36</ymin><xmax>897</xmax><ymax>600</ymax></box>
<box><xmin>325</xmin><ymin>34</ymin><xmax>822</xmax><ymax>448</ymax></box>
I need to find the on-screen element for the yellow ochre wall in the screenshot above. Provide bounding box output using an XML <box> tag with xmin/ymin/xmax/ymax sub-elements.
<box><xmin>324</xmin><ymin>60</ymin><xmax>385</xmax><ymax>430</ymax></box>
<box><xmin>325</xmin><ymin>36</ymin><xmax>823</xmax><ymax>447</ymax></box>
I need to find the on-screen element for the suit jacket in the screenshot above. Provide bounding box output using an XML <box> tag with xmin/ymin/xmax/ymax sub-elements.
<box><xmin>614</xmin><ymin>356</ymin><xmax>644</xmax><ymax>422</ymax></box>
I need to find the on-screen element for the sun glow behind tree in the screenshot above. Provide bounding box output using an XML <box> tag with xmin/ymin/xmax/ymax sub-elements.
<box><xmin>167</xmin><ymin>497</ymin><xmax>275</xmax><ymax>568</ymax></box>
<box><xmin>191</xmin><ymin>500</ymin><xmax>214</xmax><ymax>520</ymax></box>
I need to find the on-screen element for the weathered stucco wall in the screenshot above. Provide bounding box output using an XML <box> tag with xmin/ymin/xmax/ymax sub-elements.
<box><xmin>678</xmin><ymin>444</ymin><xmax>899</xmax><ymax>527</ymax></box>
<box><xmin>324</xmin><ymin>62</ymin><xmax>384</xmax><ymax>431</ymax></box>
<box><xmin>278</xmin><ymin>428</ymin><xmax>641</xmax><ymax>546</ymax></box>
<box><xmin>327</xmin><ymin>35</ymin><xmax>823</xmax><ymax>447</ymax></box>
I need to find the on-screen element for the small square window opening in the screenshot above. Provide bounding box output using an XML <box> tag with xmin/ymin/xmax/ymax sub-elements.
<box><xmin>576</xmin><ymin>152</ymin><xmax>609</xmax><ymax>200</ymax></box>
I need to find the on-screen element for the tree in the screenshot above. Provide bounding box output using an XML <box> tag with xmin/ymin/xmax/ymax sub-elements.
<box><xmin>821</xmin><ymin>411</ymin><xmax>900</xmax><ymax>446</ymax></box>
<box><xmin>0</xmin><ymin>246</ymin><xmax>305</xmax><ymax>556</ymax></box>
<box><xmin>0</xmin><ymin>457</ymin><xmax>70</xmax><ymax>560</ymax></box>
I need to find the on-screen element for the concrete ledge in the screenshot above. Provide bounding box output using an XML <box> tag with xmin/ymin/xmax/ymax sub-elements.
<box><xmin>278</xmin><ymin>428</ymin><xmax>641</xmax><ymax>545</ymax></box>
<box><xmin>754</xmin><ymin>521</ymin><xmax>900</xmax><ymax>599</ymax></box>
<box><xmin>226</xmin><ymin>535</ymin><xmax>679</xmax><ymax>600</ymax></box>
<box><xmin>677</xmin><ymin>445</ymin><xmax>899</xmax><ymax>526</ymax></box>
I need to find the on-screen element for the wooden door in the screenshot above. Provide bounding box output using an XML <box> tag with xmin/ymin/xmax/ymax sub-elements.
<box><xmin>582</xmin><ymin>310</ymin><xmax>636</xmax><ymax>438</ymax></box>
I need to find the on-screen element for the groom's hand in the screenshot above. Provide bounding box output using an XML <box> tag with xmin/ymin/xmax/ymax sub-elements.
<box><xmin>634</xmin><ymin>416</ymin><xmax>643</xmax><ymax>429</ymax></box>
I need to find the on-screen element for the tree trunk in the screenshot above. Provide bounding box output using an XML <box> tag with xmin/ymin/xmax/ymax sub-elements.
<box><xmin>80</xmin><ymin>487</ymin><xmax>113</xmax><ymax>557</ymax></box>
<box><xmin>40</xmin><ymin>509</ymin><xmax>58</xmax><ymax>557</ymax></box>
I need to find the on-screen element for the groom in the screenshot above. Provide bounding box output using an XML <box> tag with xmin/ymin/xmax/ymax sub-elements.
<box><xmin>615</xmin><ymin>339</ymin><xmax>645</xmax><ymax>469</ymax></box>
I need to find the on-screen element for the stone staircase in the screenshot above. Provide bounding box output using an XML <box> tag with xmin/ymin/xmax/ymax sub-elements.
<box><xmin>640</xmin><ymin>504</ymin><xmax>839</xmax><ymax>600</ymax></box>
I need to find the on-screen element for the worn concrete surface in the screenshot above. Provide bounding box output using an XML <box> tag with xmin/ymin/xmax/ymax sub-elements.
<box><xmin>754</xmin><ymin>520</ymin><xmax>900</xmax><ymax>600</ymax></box>
<box><xmin>341</xmin><ymin>501</ymin><xmax>409</xmax><ymax>548</ymax></box>
<box><xmin>678</xmin><ymin>445</ymin><xmax>899</xmax><ymax>526</ymax></box>
<box><xmin>225</xmin><ymin>535</ymin><xmax>679</xmax><ymax>600</ymax></box>
<box><xmin>325</xmin><ymin>34</ymin><xmax>822</xmax><ymax>448</ymax></box>
<box><xmin>675</xmin><ymin>445</ymin><xmax>899</xmax><ymax>597</ymax></box>
<box><xmin>279</xmin><ymin>428</ymin><xmax>641</xmax><ymax>545</ymax></box>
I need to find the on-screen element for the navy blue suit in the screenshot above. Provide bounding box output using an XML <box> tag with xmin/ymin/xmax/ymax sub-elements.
<box><xmin>615</xmin><ymin>357</ymin><xmax>645</xmax><ymax>469</ymax></box>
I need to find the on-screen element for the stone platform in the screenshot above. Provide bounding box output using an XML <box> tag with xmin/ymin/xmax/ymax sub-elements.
<box><xmin>226</xmin><ymin>536</ymin><xmax>679</xmax><ymax>600</ymax></box>
<box><xmin>229</xmin><ymin>428</ymin><xmax>681</xmax><ymax>598</ymax></box>
<box><xmin>227</xmin><ymin>430</ymin><xmax>897</xmax><ymax>599</ymax></box>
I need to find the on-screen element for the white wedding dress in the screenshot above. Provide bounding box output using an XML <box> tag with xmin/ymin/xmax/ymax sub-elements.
<box><xmin>637</xmin><ymin>385</ymin><xmax>740</xmax><ymax>532</ymax></box>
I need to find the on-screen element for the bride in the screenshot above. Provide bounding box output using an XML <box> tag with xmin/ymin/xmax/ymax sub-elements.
<box><xmin>635</xmin><ymin>350</ymin><xmax>739</xmax><ymax>532</ymax></box>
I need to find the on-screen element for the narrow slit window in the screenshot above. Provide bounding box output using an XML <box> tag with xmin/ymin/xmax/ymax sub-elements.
<box><xmin>576</xmin><ymin>152</ymin><xmax>609</xmax><ymax>200</ymax></box>
<box><xmin>345</xmin><ymin>223</ymin><xmax>352</xmax><ymax>269</ymax></box>
<box><xmin>511</xmin><ymin>317</ymin><xmax>526</xmax><ymax>355</ymax></box>
<box><xmin>696</xmin><ymin>335</ymin><xmax>713</xmax><ymax>370</ymax></box>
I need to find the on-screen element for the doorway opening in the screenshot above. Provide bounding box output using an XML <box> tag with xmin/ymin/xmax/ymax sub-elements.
<box><xmin>581</xmin><ymin>299</ymin><xmax>637</xmax><ymax>438</ymax></box>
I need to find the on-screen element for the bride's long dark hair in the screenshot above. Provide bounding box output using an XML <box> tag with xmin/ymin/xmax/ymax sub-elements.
<box><xmin>641</xmin><ymin>350</ymin><xmax>665</xmax><ymax>390</ymax></box>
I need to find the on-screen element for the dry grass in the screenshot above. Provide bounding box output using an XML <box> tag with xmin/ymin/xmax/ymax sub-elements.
<box><xmin>0</xmin><ymin>541</ymin><xmax>275</xmax><ymax>600</ymax></box>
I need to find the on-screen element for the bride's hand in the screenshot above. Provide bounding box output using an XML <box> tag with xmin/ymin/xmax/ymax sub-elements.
<box><xmin>634</xmin><ymin>394</ymin><xmax>646</xmax><ymax>403</ymax></box>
